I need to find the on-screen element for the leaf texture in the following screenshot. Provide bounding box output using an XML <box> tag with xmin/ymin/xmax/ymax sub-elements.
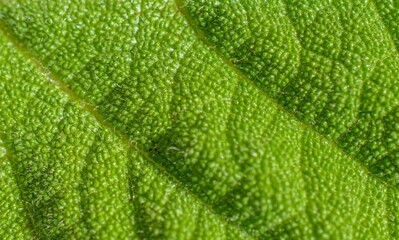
<box><xmin>0</xmin><ymin>0</ymin><xmax>398</xmax><ymax>239</ymax></box>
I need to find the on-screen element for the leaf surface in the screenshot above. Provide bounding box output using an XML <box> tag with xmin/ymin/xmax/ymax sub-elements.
<box><xmin>0</xmin><ymin>0</ymin><xmax>398</xmax><ymax>239</ymax></box>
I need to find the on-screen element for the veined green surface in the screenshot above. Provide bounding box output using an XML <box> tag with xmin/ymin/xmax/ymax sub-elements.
<box><xmin>0</xmin><ymin>0</ymin><xmax>398</xmax><ymax>239</ymax></box>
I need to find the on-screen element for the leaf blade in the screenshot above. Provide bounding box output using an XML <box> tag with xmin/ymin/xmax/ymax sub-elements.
<box><xmin>0</xmin><ymin>0</ymin><xmax>398</xmax><ymax>239</ymax></box>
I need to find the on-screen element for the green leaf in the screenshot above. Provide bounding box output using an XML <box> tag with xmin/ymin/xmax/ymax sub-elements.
<box><xmin>0</xmin><ymin>0</ymin><xmax>398</xmax><ymax>239</ymax></box>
